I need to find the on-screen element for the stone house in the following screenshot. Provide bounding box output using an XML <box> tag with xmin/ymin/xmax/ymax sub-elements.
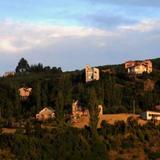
<box><xmin>85</xmin><ymin>64</ymin><xmax>100</xmax><ymax>82</ymax></box>
<box><xmin>18</xmin><ymin>87</ymin><xmax>32</xmax><ymax>100</ymax></box>
<box><xmin>36</xmin><ymin>107</ymin><xmax>55</xmax><ymax>121</ymax></box>
<box><xmin>125</xmin><ymin>60</ymin><xmax>152</xmax><ymax>74</ymax></box>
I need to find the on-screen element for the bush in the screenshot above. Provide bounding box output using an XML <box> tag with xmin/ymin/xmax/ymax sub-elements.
<box><xmin>149</xmin><ymin>152</ymin><xmax>160</xmax><ymax>160</ymax></box>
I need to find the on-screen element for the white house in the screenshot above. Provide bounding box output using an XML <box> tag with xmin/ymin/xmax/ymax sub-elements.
<box><xmin>141</xmin><ymin>111</ymin><xmax>160</xmax><ymax>121</ymax></box>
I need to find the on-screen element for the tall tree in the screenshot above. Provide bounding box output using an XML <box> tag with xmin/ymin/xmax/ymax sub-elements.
<box><xmin>14</xmin><ymin>86</ymin><xmax>21</xmax><ymax>119</ymax></box>
<box><xmin>55</xmin><ymin>91</ymin><xmax>65</xmax><ymax>127</ymax></box>
<box><xmin>15</xmin><ymin>58</ymin><xmax>30</xmax><ymax>73</ymax></box>
<box><xmin>36</xmin><ymin>81</ymin><xmax>41</xmax><ymax>110</ymax></box>
<box><xmin>88</xmin><ymin>88</ymin><xmax>99</xmax><ymax>137</ymax></box>
<box><xmin>41</xmin><ymin>81</ymin><xmax>48</xmax><ymax>106</ymax></box>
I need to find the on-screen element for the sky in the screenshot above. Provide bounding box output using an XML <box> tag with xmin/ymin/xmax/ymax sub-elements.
<box><xmin>0</xmin><ymin>0</ymin><xmax>160</xmax><ymax>74</ymax></box>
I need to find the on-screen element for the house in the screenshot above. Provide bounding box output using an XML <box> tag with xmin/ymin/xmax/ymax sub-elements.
<box><xmin>85</xmin><ymin>65</ymin><xmax>100</xmax><ymax>82</ymax></box>
<box><xmin>18</xmin><ymin>87</ymin><xmax>32</xmax><ymax>100</ymax></box>
<box><xmin>125</xmin><ymin>60</ymin><xmax>152</xmax><ymax>74</ymax></box>
<box><xmin>141</xmin><ymin>111</ymin><xmax>160</xmax><ymax>121</ymax></box>
<box><xmin>36</xmin><ymin>107</ymin><xmax>55</xmax><ymax>121</ymax></box>
<box><xmin>125</xmin><ymin>61</ymin><xmax>135</xmax><ymax>69</ymax></box>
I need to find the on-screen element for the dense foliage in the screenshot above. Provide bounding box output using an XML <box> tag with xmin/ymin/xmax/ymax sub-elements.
<box><xmin>0</xmin><ymin>120</ymin><xmax>160</xmax><ymax>160</ymax></box>
<box><xmin>1</xmin><ymin>58</ymin><xmax>160</xmax><ymax>119</ymax></box>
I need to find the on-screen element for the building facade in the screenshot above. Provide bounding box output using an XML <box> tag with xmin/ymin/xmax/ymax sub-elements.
<box><xmin>19</xmin><ymin>87</ymin><xmax>32</xmax><ymax>100</ymax></box>
<box><xmin>85</xmin><ymin>65</ymin><xmax>100</xmax><ymax>82</ymax></box>
<box><xmin>36</xmin><ymin>107</ymin><xmax>55</xmax><ymax>121</ymax></box>
<box><xmin>141</xmin><ymin>111</ymin><xmax>160</xmax><ymax>121</ymax></box>
<box><xmin>125</xmin><ymin>60</ymin><xmax>152</xmax><ymax>74</ymax></box>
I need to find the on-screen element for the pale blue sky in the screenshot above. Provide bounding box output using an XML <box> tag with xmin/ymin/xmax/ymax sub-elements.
<box><xmin>0</xmin><ymin>0</ymin><xmax>160</xmax><ymax>74</ymax></box>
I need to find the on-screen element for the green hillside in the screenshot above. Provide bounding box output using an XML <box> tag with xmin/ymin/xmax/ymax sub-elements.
<box><xmin>0</xmin><ymin>57</ymin><xmax>160</xmax><ymax>160</ymax></box>
<box><xmin>0</xmin><ymin>57</ymin><xmax>160</xmax><ymax>120</ymax></box>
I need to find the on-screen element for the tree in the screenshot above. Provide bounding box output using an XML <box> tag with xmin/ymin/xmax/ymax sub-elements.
<box><xmin>88</xmin><ymin>88</ymin><xmax>99</xmax><ymax>137</ymax></box>
<box><xmin>41</xmin><ymin>81</ymin><xmax>48</xmax><ymax>106</ymax></box>
<box><xmin>30</xmin><ymin>63</ymin><xmax>43</xmax><ymax>72</ymax></box>
<box><xmin>55</xmin><ymin>91</ymin><xmax>65</xmax><ymax>127</ymax></box>
<box><xmin>14</xmin><ymin>86</ymin><xmax>21</xmax><ymax>119</ymax></box>
<box><xmin>15</xmin><ymin>58</ymin><xmax>30</xmax><ymax>73</ymax></box>
<box><xmin>35</xmin><ymin>81</ymin><xmax>41</xmax><ymax>110</ymax></box>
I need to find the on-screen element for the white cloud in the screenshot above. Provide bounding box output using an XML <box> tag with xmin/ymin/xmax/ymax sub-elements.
<box><xmin>119</xmin><ymin>20</ymin><xmax>160</xmax><ymax>32</ymax></box>
<box><xmin>0</xmin><ymin>39</ymin><xmax>18</xmax><ymax>52</ymax></box>
<box><xmin>0</xmin><ymin>19</ymin><xmax>160</xmax><ymax>74</ymax></box>
<box><xmin>0</xmin><ymin>19</ymin><xmax>115</xmax><ymax>54</ymax></box>
<box><xmin>2</xmin><ymin>19</ymin><xmax>160</xmax><ymax>55</ymax></box>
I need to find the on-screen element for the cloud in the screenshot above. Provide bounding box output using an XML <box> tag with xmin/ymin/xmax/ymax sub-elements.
<box><xmin>21</xmin><ymin>20</ymin><xmax>160</xmax><ymax>69</ymax></box>
<box><xmin>0</xmin><ymin>19</ymin><xmax>160</xmax><ymax>74</ymax></box>
<box><xmin>0</xmin><ymin>19</ymin><xmax>115</xmax><ymax>54</ymax></box>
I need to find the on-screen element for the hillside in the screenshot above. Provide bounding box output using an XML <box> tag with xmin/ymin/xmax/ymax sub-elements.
<box><xmin>0</xmin><ymin>57</ymin><xmax>160</xmax><ymax>120</ymax></box>
<box><xmin>0</xmin><ymin>57</ymin><xmax>160</xmax><ymax>160</ymax></box>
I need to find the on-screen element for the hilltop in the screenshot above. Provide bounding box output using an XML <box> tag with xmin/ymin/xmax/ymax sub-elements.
<box><xmin>0</xmin><ymin>57</ymin><xmax>160</xmax><ymax>120</ymax></box>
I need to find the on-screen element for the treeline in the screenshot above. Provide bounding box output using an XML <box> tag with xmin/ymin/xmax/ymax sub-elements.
<box><xmin>15</xmin><ymin>58</ymin><xmax>62</xmax><ymax>74</ymax></box>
